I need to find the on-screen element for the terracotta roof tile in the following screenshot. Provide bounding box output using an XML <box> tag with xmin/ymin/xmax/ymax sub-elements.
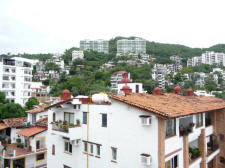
<box><xmin>35</xmin><ymin>117</ymin><xmax>48</xmax><ymax>127</ymax></box>
<box><xmin>26</xmin><ymin>105</ymin><xmax>49</xmax><ymax>114</ymax></box>
<box><xmin>3</xmin><ymin>117</ymin><xmax>27</xmax><ymax>128</ymax></box>
<box><xmin>0</xmin><ymin>123</ymin><xmax>8</xmax><ymax>130</ymax></box>
<box><xmin>109</xmin><ymin>93</ymin><xmax>225</xmax><ymax>119</ymax></box>
<box><xmin>16</xmin><ymin>126</ymin><xmax>47</xmax><ymax>137</ymax></box>
<box><xmin>4</xmin><ymin>143</ymin><xmax>33</xmax><ymax>158</ymax></box>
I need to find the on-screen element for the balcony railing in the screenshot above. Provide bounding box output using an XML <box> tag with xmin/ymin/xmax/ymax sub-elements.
<box><xmin>51</xmin><ymin>121</ymin><xmax>81</xmax><ymax>133</ymax></box>
<box><xmin>189</xmin><ymin>148</ymin><xmax>201</xmax><ymax>164</ymax></box>
<box><xmin>207</xmin><ymin>143</ymin><xmax>219</xmax><ymax>156</ymax></box>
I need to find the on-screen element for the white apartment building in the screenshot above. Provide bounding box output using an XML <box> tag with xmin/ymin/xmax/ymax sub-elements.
<box><xmin>151</xmin><ymin>64</ymin><xmax>182</xmax><ymax>89</ymax></box>
<box><xmin>46</xmin><ymin>86</ymin><xmax>225</xmax><ymax>168</ymax></box>
<box><xmin>117</xmin><ymin>38</ymin><xmax>146</xmax><ymax>55</ymax></box>
<box><xmin>0</xmin><ymin>56</ymin><xmax>33</xmax><ymax>106</ymax></box>
<box><xmin>170</xmin><ymin>55</ymin><xmax>182</xmax><ymax>65</ymax></box>
<box><xmin>80</xmin><ymin>39</ymin><xmax>109</xmax><ymax>54</ymax></box>
<box><xmin>187</xmin><ymin>51</ymin><xmax>225</xmax><ymax>67</ymax></box>
<box><xmin>110</xmin><ymin>71</ymin><xmax>131</xmax><ymax>92</ymax></box>
<box><xmin>72</xmin><ymin>51</ymin><xmax>84</xmax><ymax>61</ymax></box>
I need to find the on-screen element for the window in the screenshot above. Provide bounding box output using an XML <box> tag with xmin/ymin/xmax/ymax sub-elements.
<box><xmin>220</xmin><ymin>157</ymin><xmax>225</xmax><ymax>164</ymax></box>
<box><xmin>165</xmin><ymin>155</ymin><xmax>178</xmax><ymax>168</ymax></box>
<box><xmin>96</xmin><ymin>145</ymin><xmax>101</xmax><ymax>156</ymax></box>
<box><xmin>111</xmin><ymin>147</ymin><xmax>117</xmax><ymax>161</ymax></box>
<box><xmin>83</xmin><ymin>112</ymin><xmax>87</xmax><ymax>124</ymax></box>
<box><xmin>64</xmin><ymin>112</ymin><xmax>74</xmax><ymax>124</ymax></box>
<box><xmin>36</xmin><ymin>137</ymin><xmax>45</xmax><ymax>150</ymax></box>
<box><xmin>64</xmin><ymin>141</ymin><xmax>72</xmax><ymax>153</ymax></box>
<box><xmin>102</xmin><ymin>114</ymin><xmax>107</xmax><ymax>127</ymax></box>
<box><xmin>136</xmin><ymin>85</ymin><xmax>139</xmax><ymax>93</ymax></box>
<box><xmin>219</xmin><ymin>134</ymin><xmax>224</xmax><ymax>142</ymax></box>
<box><xmin>165</xmin><ymin>119</ymin><xmax>176</xmax><ymax>137</ymax></box>
<box><xmin>84</xmin><ymin>142</ymin><xmax>87</xmax><ymax>152</ymax></box>
<box><xmin>196</xmin><ymin>113</ymin><xmax>203</xmax><ymax>127</ymax></box>
<box><xmin>36</xmin><ymin>153</ymin><xmax>45</xmax><ymax>161</ymax></box>
<box><xmin>52</xmin><ymin>145</ymin><xmax>55</xmax><ymax>155</ymax></box>
<box><xmin>89</xmin><ymin>144</ymin><xmax>94</xmax><ymax>154</ymax></box>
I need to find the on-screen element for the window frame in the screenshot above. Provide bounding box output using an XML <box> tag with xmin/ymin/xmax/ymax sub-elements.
<box><xmin>36</xmin><ymin>153</ymin><xmax>45</xmax><ymax>162</ymax></box>
<box><xmin>196</xmin><ymin>113</ymin><xmax>203</xmax><ymax>127</ymax></box>
<box><xmin>64</xmin><ymin>140</ymin><xmax>72</xmax><ymax>154</ymax></box>
<box><xmin>111</xmin><ymin>147</ymin><xmax>117</xmax><ymax>161</ymax></box>
<box><xmin>165</xmin><ymin>119</ymin><xmax>176</xmax><ymax>138</ymax></box>
<box><xmin>102</xmin><ymin>114</ymin><xmax>107</xmax><ymax>127</ymax></box>
<box><xmin>83</xmin><ymin>112</ymin><xmax>87</xmax><ymax>124</ymax></box>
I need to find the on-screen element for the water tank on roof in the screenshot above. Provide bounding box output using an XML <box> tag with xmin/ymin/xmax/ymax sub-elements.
<box><xmin>92</xmin><ymin>93</ymin><xmax>110</xmax><ymax>103</ymax></box>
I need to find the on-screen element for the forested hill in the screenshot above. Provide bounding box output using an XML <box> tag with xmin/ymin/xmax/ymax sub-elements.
<box><xmin>1</xmin><ymin>37</ymin><xmax>225</xmax><ymax>63</ymax></box>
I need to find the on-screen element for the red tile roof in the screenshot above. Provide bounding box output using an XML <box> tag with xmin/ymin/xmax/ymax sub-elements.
<box><xmin>3</xmin><ymin>117</ymin><xmax>27</xmax><ymax>128</ymax></box>
<box><xmin>35</xmin><ymin>117</ymin><xmax>48</xmax><ymax>127</ymax></box>
<box><xmin>26</xmin><ymin>105</ymin><xmax>49</xmax><ymax>114</ymax></box>
<box><xmin>109</xmin><ymin>93</ymin><xmax>225</xmax><ymax>119</ymax></box>
<box><xmin>4</xmin><ymin>143</ymin><xmax>33</xmax><ymax>158</ymax></box>
<box><xmin>16</xmin><ymin>126</ymin><xmax>47</xmax><ymax>137</ymax></box>
<box><xmin>0</xmin><ymin>123</ymin><xmax>8</xmax><ymax>130</ymax></box>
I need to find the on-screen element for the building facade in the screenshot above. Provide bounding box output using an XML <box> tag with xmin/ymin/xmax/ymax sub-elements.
<box><xmin>46</xmin><ymin>86</ymin><xmax>225</xmax><ymax>168</ymax></box>
<box><xmin>72</xmin><ymin>51</ymin><xmax>84</xmax><ymax>61</ymax></box>
<box><xmin>187</xmin><ymin>51</ymin><xmax>225</xmax><ymax>67</ymax></box>
<box><xmin>117</xmin><ymin>38</ymin><xmax>146</xmax><ymax>55</ymax></box>
<box><xmin>80</xmin><ymin>39</ymin><xmax>109</xmax><ymax>54</ymax></box>
<box><xmin>0</xmin><ymin>57</ymin><xmax>33</xmax><ymax>106</ymax></box>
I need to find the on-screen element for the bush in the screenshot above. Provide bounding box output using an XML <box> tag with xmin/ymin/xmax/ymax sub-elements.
<box><xmin>7</xmin><ymin>138</ymin><xmax>11</xmax><ymax>144</ymax></box>
<box><xmin>16</xmin><ymin>138</ymin><xmax>21</xmax><ymax>143</ymax></box>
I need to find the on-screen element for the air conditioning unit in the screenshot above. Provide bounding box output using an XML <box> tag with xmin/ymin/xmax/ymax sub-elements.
<box><xmin>141</xmin><ymin>116</ymin><xmax>152</xmax><ymax>126</ymax></box>
<box><xmin>72</xmin><ymin>139</ymin><xmax>80</xmax><ymax>146</ymax></box>
<box><xmin>141</xmin><ymin>155</ymin><xmax>152</xmax><ymax>166</ymax></box>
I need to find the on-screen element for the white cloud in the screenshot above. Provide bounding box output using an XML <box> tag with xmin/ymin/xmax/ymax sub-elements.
<box><xmin>0</xmin><ymin>0</ymin><xmax>225</xmax><ymax>54</ymax></box>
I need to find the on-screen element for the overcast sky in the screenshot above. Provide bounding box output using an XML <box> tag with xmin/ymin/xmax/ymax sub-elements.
<box><xmin>0</xmin><ymin>0</ymin><xmax>225</xmax><ymax>54</ymax></box>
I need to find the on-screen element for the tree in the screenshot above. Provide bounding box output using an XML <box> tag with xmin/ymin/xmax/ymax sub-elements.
<box><xmin>25</xmin><ymin>97</ymin><xmax>39</xmax><ymax>110</ymax></box>
<box><xmin>143</xmin><ymin>79</ymin><xmax>158</xmax><ymax>93</ymax></box>
<box><xmin>205</xmin><ymin>78</ymin><xmax>217</xmax><ymax>92</ymax></box>
<box><xmin>45</xmin><ymin>62</ymin><xmax>60</xmax><ymax>72</ymax></box>
<box><xmin>0</xmin><ymin>92</ymin><xmax>5</xmax><ymax>104</ymax></box>
<box><xmin>0</xmin><ymin>103</ymin><xmax>26</xmax><ymax>120</ymax></box>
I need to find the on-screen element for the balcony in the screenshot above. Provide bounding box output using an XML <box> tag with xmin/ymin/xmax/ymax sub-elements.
<box><xmin>189</xmin><ymin>139</ymin><xmax>201</xmax><ymax>165</ymax></box>
<box><xmin>51</xmin><ymin>120</ymin><xmax>81</xmax><ymax>140</ymax></box>
<box><xmin>207</xmin><ymin>135</ymin><xmax>219</xmax><ymax>157</ymax></box>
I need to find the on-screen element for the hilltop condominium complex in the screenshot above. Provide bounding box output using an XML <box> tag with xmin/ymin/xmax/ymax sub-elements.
<box><xmin>80</xmin><ymin>39</ymin><xmax>109</xmax><ymax>54</ymax></box>
<box><xmin>0</xmin><ymin>56</ymin><xmax>34</xmax><ymax>106</ymax></box>
<box><xmin>187</xmin><ymin>51</ymin><xmax>225</xmax><ymax>67</ymax></box>
<box><xmin>117</xmin><ymin>38</ymin><xmax>146</xmax><ymax>55</ymax></box>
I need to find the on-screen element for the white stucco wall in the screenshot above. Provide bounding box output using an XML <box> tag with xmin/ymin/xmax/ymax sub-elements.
<box><xmin>47</xmin><ymin>100</ymin><xmax>159</xmax><ymax>168</ymax></box>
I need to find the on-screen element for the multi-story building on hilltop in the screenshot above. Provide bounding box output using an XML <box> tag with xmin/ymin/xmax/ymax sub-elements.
<box><xmin>117</xmin><ymin>38</ymin><xmax>146</xmax><ymax>55</ymax></box>
<box><xmin>0</xmin><ymin>56</ymin><xmax>34</xmax><ymax>106</ymax></box>
<box><xmin>46</xmin><ymin>82</ymin><xmax>225</xmax><ymax>168</ymax></box>
<box><xmin>72</xmin><ymin>50</ymin><xmax>84</xmax><ymax>61</ymax></box>
<box><xmin>187</xmin><ymin>51</ymin><xmax>225</xmax><ymax>67</ymax></box>
<box><xmin>80</xmin><ymin>39</ymin><xmax>109</xmax><ymax>54</ymax></box>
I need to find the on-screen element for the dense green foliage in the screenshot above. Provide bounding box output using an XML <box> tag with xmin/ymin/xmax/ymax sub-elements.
<box><xmin>25</xmin><ymin>97</ymin><xmax>39</xmax><ymax>110</ymax></box>
<box><xmin>45</xmin><ymin>62</ymin><xmax>60</xmax><ymax>72</ymax></box>
<box><xmin>0</xmin><ymin>92</ymin><xmax>26</xmax><ymax>121</ymax></box>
